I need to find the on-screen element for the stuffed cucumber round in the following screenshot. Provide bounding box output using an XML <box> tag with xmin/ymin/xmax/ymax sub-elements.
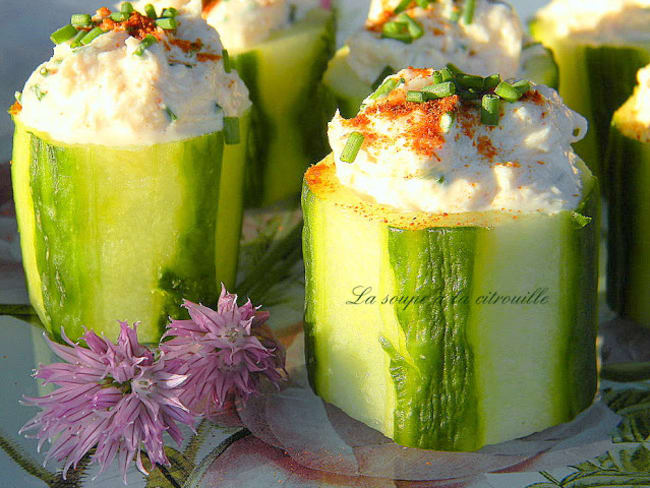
<box><xmin>303</xmin><ymin>67</ymin><xmax>599</xmax><ymax>450</ymax></box>
<box><xmin>607</xmin><ymin>65</ymin><xmax>650</xmax><ymax>328</ymax></box>
<box><xmin>11</xmin><ymin>3</ymin><xmax>252</xmax><ymax>343</ymax></box>
<box><xmin>203</xmin><ymin>1</ymin><xmax>336</xmax><ymax>207</ymax></box>
<box><xmin>531</xmin><ymin>0</ymin><xmax>650</xmax><ymax>183</ymax></box>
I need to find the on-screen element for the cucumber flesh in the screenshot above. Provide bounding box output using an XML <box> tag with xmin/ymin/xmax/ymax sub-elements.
<box><xmin>303</xmin><ymin>156</ymin><xmax>599</xmax><ymax>450</ymax></box>
<box><xmin>11</xmin><ymin>122</ymin><xmax>244</xmax><ymax>343</ymax></box>
<box><xmin>232</xmin><ymin>8</ymin><xmax>335</xmax><ymax>207</ymax></box>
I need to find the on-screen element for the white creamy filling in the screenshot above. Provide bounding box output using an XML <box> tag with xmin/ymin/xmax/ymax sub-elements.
<box><xmin>17</xmin><ymin>6</ymin><xmax>251</xmax><ymax>146</ymax></box>
<box><xmin>536</xmin><ymin>0</ymin><xmax>650</xmax><ymax>43</ymax></box>
<box><xmin>345</xmin><ymin>0</ymin><xmax>524</xmax><ymax>86</ymax></box>
<box><xmin>203</xmin><ymin>0</ymin><xmax>321</xmax><ymax>51</ymax></box>
<box><xmin>328</xmin><ymin>68</ymin><xmax>587</xmax><ymax>214</ymax></box>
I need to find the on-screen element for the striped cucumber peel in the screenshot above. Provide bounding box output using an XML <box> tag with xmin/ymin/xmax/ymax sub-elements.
<box><xmin>322</xmin><ymin>42</ymin><xmax>559</xmax><ymax>119</ymax></box>
<box><xmin>232</xmin><ymin>8</ymin><xmax>335</xmax><ymax>207</ymax></box>
<box><xmin>302</xmin><ymin>155</ymin><xmax>599</xmax><ymax>450</ymax></box>
<box><xmin>11</xmin><ymin>116</ymin><xmax>248</xmax><ymax>343</ymax></box>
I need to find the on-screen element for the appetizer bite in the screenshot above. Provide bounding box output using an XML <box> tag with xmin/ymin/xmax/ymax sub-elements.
<box><xmin>303</xmin><ymin>67</ymin><xmax>599</xmax><ymax>450</ymax></box>
<box><xmin>324</xmin><ymin>0</ymin><xmax>557</xmax><ymax>118</ymax></box>
<box><xmin>532</xmin><ymin>0</ymin><xmax>650</xmax><ymax>181</ymax></box>
<box><xmin>607</xmin><ymin>64</ymin><xmax>650</xmax><ymax>328</ymax></box>
<box><xmin>203</xmin><ymin>0</ymin><xmax>335</xmax><ymax>206</ymax></box>
<box><xmin>11</xmin><ymin>2</ymin><xmax>252</xmax><ymax>342</ymax></box>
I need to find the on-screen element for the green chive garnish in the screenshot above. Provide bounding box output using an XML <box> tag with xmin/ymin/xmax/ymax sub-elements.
<box><xmin>121</xmin><ymin>2</ymin><xmax>134</xmax><ymax>14</ymax></box>
<box><xmin>481</xmin><ymin>94</ymin><xmax>500</xmax><ymax>125</ymax></box>
<box><xmin>222</xmin><ymin>49</ymin><xmax>232</xmax><ymax>73</ymax></box>
<box><xmin>156</xmin><ymin>17</ymin><xmax>177</xmax><ymax>30</ymax></box>
<box><xmin>370</xmin><ymin>77</ymin><xmax>399</xmax><ymax>100</ymax></box>
<box><xmin>463</xmin><ymin>0</ymin><xmax>476</xmax><ymax>24</ymax></box>
<box><xmin>71</xmin><ymin>14</ymin><xmax>92</xmax><ymax>27</ymax></box>
<box><xmin>81</xmin><ymin>27</ymin><xmax>105</xmax><ymax>45</ymax></box>
<box><xmin>70</xmin><ymin>29</ymin><xmax>88</xmax><ymax>48</ymax></box>
<box><xmin>396</xmin><ymin>13</ymin><xmax>424</xmax><ymax>40</ymax></box>
<box><xmin>415</xmin><ymin>0</ymin><xmax>431</xmax><ymax>7</ymax></box>
<box><xmin>341</xmin><ymin>132</ymin><xmax>364</xmax><ymax>163</ymax></box>
<box><xmin>406</xmin><ymin>90</ymin><xmax>426</xmax><ymax>103</ymax></box>
<box><xmin>372</xmin><ymin>66</ymin><xmax>395</xmax><ymax>90</ymax></box>
<box><xmin>164</xmin><ymin>105</ymin><xmax>177</xmax><ymax>122</ymax></box>
<box><xmin>382</xmin><ymin>21</ymin><xmax>413</xmax><ymax>43</ymax></box>
<box><xmin>512</xmin><ymin>79</ymin><xmax>531</xmax><ymax>96</ymax></box>
<box><xmin>144</xmin><ymin>4</ymin><xmax>157</xmax><ymax>18</ymax></box>
<box><xmin>455</xmin><ymin>73</ymin><xmax>484</xmax><ymax>90</ymax></box>
<box><xmin>446</xmin><ymin>63</ymin><xmax>463</xmax><ymax>75</ymax></box>
<box><xmin>50</xmin><ymin>24</ymin><xmax>78</xmax><ymax>45</ymax></box>
<box><xmin>40</xmin><ymin>67</ymin><xmax>49</xmax><ymax>76</ymax></box>
<box><xmin>31</xmin><ymin>84</ymin><xmax>47</xmax><ymax>101</ymax></box>
<box><xmin>224</xmin><ymin>117</ymin><xmax>240</xmax><ymax>145</ymax></box>
<box><xmin>494</xmin><ymin>81</ymin><xmax>521</xmax><ymax>102</ymax></box>
<box><xmin>440</xmin><ymin>112</ymin><xmax>455</xmax><ymax>133</ymax></box>
<box><xmin>437</xmin><ymin>175</ymin><xmax>445</xmax><ymax>184</ymax></box>
<box><xmin>394</xmin><ymin>0</ymin><xmax>412</xmax><ymax>14</ymax></box>
<box><xmin>134</xmin><ymin>34</ymin><xmax>158</xmax><ymax>56</ymax></box>
<box><xmin>161</xmin><ymin>7</ymin><xmax>178</xmax><ymax>17</ymax></box>
<box><xmin>422</xmin><ymin>81</ymin><xmax>456</xmax><ymax>99</ymax></box>
<box><xmin>483</xmin><ymin>74</ymin><xmax>501</xmax><ymax>91</ymax></box>
<box><xmin>110</xmin><ymin>11</ymin><xmax>130</xmax><ymax>22</ymax></box>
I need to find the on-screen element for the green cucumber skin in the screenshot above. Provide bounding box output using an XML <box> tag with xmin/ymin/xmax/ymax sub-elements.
<box><xmin>386</xmin><ymin>227</ymin><xmax>479</xmax><ymax>450</ymax></box>
<box><xmin>234</xmin><ymin>9</ymin><xmax>335</xmax><ymax>207</ymax></box>
<box><xmin>12</xmin><ymin>124</ymin><xmax>239</xmax><ymax>343</ymax></box>
<box><xmin>530</xmin><ymin>19</ymin><xmax>650</xmax><ymax>184</ymax></box>
<box><xmin>607</xmin><ymin>125</ymin><xmax>650</xmax><ymax>327</ymax></box>
<box><xmin>302</xmin><ymin>169</ymin><xmax>599</xmax><ymax>450</ymax></box>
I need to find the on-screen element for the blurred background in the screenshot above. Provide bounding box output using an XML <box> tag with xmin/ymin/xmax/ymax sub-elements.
<box><xmin>0</xmin><ymin>0</ymin><xmax>549</xmax><ymax>164</ymax></box>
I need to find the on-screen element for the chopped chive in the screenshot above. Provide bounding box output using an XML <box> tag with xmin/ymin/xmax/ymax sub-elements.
<box><xmin>370</xmin><ymin>77</ymin><xmax>399</xmax><ymax>100</ymax></box>
<box><xmin>382</xmin><ymin>21</ymin><xmax>413</xmax><ymax>43</ymax></box>
<box><xmin>455</xmin><ymin>73</ymin><xmax>484</xmax><ymax>90</ymax></box>
<box><xmin>40</xmin><ymin>67</ymin><xmax>49</xmax><ymax>76</ymax></box>
<box><xmin>422</xmin><ymin>81</ymin><xmax>456</xmax><ymax>99</ymax></box>
<box><xmin>437</xmin><ymin>175</ymin><xmax>445</xmax><ymax>184</ymax></box>
<box><xmin>458</xmin><ymin>88</ymin><xmax>481</xmax><ymax>100</ymax></box>
<box><xmin>81</xmin><ymin>26</ymin><xmax>105</xmax><ymax>45</ymax></box>
<box><xmin>372</xmin><ymin>66</ymin><xmax>395</xmax><ymax>90</ymax></box>
<box><xmin>50</xmin><ymin>24</ymin><xmax>78</xmax><ymax>44</ymax></box>
<box><xmin>144</xmin><ymin>3</ymin><xmax>157</xmax><ymax>18</ymax></box>
<box><xmin>406</xmin><ymin>90</ymin><xmax>426</xmax><ymax>103</ymax></box>
<box><xmin>463</xmin><ymin>0</ymin><xmax>476</xmax><ymax>24</ymax></box>
<box><xmin>164</xmin><ymin>105</ymin><xmax>177</xmax><ymax>121</ymax></box>
<box><xmin>31</xmin><ymin>84</ymin><xmax>47</xmax><ymax>101</ymax></box>
<box><xmin>340</xmin><ymin>132</ymin><xmax>364</xmax><ymax>163</ymax></box>
<box><xmin>494</xmin><ymin>81</ymin><xmax>521</xmax><ymax>102</ymax></box>
<box><xmin>161</xmin><ymin>7</ymin><xmax>178</xmax><ymax>17</ymax></box>
<box><xmin>481</xmin><ymin>94</ymin><xmax>500</xmax><ymax>125</ymax></box>
<box><xmin>14</xmin><ymin>91</ymin><xmax>22</xmax><ymax>102</ymax></box>
<box><xmin>415</xmin><ymin>0</ymin><xmax>430</xmax><ymax>6</ymax></box>
<box><xmin>446</xmin><ymin>63</ymin><xmax>463</xmax><ymax>75</ymax></box>
<box><xmin>71</xmin><ymin>14</ymin><xmax>92</xmax><ymax>27</ymax></box>
<box><xmin>512</xmin><ymin>79</ymin><xmax>531</xmax><ymax>96</ymax></box>
<box><xmin>134</xmin><ymin>34</ymin><xmax>158</xmax><ymax>56</ymax></box>
<box><xmin>440</xmin><ymin>112</ymin><xmax>455</xmax><ymax>133</ymax></box>
<box><xmin>156</xmin><ymin>17</ymin><xmax>177</xmax><ymax>30</ymax></box>
<box><xmin>224</xmin><ymin>117</ymin><xmax>240</xmax><ymax>144</ymax></box>
<box><xmin>222</xmin><ymin>49</ymin><xmax>232</xmax><ymax>73</ymax></box>
<box><xmin>483</xmin><ymin>74</ymin><xmax>501</xmax><ymax>91</ymax></box>
<box><xmin>396</xmin><ymin>13</ymin><xmax>424</xmax><ymax>40</ymax></box>
<box><xmin>110</xmin><ymin>11</ymin><xmax>130</xmax><ymax>22</ymax></box>
<box><xmin>121</xmin><ymin>2</ymin><xmax>134</xmax><ymax>13</ymax></box>
<box><xmin>394</xmin><ymin>0</ymin><xmax>412</xmax><ymax>14</ymax></box>
<box><xmin>70</xmin><ymin>29</ymin><xmax>88</xmax><ymax>48</ymax></box>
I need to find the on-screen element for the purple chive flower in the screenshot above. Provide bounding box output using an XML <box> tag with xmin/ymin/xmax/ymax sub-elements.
<box><xmin>161</xmin><ymin>285</ymin><xmax>286</xmax><ymax>417</ymax></box>
<box><xmin>20</xmin><ymin>322</ymin><xmax>195</xmax><ymax>483</ymax></box>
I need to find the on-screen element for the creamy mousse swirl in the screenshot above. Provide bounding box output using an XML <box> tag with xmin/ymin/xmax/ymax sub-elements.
<box><xmin>345</xmin><ymin>0</ymin><xmax>524</xmax><ymax>86</ymax></box>
<box><xmin>16</xmin><ymin>4</ymin><xmax>251</xmax><ymax>146</ymax></box>
<box><xmin>328</xmin><ymin>67</ymin><xmax>588</xmax><ymax>214</ymax></box>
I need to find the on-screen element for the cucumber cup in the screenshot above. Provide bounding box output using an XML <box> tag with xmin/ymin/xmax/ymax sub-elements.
<box><xmin>303</xmin><ymin>68</ymin><xmax>599</xmax><ymax>450</ymax></box>
<box><xmin>204</xmin><ymin>1</ymin><xmax>335</xmax><ymax>207</ymax></box>
<box><xmin>323</xmin><ymin>0</ymin><xmax>558</xmax><ymax>118</ymax></box>
<box><xmin>607</xmin><ymin>65</ymin><xmax>650</xmax><ymax>328</ymax></box>
<box><xmin>531</xmin><ymin>1</ymin><xmax>650</xmax><ymax>182</ymax></box>
<box><xmin>11</xmin><ymin>4</ymin><xmax>252</xmax><ymax>343</ymax></box>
